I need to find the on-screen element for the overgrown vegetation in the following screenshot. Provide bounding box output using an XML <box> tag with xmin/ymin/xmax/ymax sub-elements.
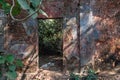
<box><xmin>0</xmin><ymin>0</ymin><xmax>47</xmax><ymax>21</ymax></box>
<box><xmin>70</xmin><ymin>69</ymin><xmax>97</xmax><ymax>80</ymax></box>
<box><xmin>0</xmin><ymin>51</ymin><xmax>23</xmax><ymax>80</ymax></box>
<box><xmin>38</xmin><ymin>19</ymin><xmax>62</xmax><ymax>55</ymax></box>
<box><xmin>70</xmin><ymin>73</ymin><xmax>80</xmax><ymax>80</ymax></box>
<box><xmin>83</xmin><ymin>69</ymin><xmax>97</xmax><ymax>80</ymax></box>
<box><xmin>0</xmin><ymin>0</ymin><xmax>47</xmax><ymax>79</ymax></box>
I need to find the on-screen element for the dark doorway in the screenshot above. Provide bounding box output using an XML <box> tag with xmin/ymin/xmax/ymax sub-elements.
<box><xmin>38</xmin><ymin>19</ymin><xmax>63</xmax><ymax>71</ymax></box>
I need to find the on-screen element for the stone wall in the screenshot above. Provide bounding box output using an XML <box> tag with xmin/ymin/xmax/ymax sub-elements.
<box><xmin>4</xmin><ymin>17</ymin><xmax>39</xmax><ymax>73</ymax></box>
<box><xmin>63</xmin><ymin>0</ymin><xmax>120</xmax><ymax>73</ymax></box>
<box><xmin>0</xmin><ymin>0</ymin><xmax>119</xmax><ymax>76</ymax></box>
<box><xmin>63</xmin><ymin>0</ymin><xmax>80</xmax><ymax>73</ymax></box>
<box><xmin>80</xmin><ymin>0</ymin><xmax>120</xmax><ymax>71</ymax></box>
<box><xmin>38</xmin><ymin>0</ymin><xmax>64</xmax><ymax>18</ymax></box>
<box><xmin>92</xmin><ymin>0</ymin><xmax>120</xmax><ymax>70</ymax></box>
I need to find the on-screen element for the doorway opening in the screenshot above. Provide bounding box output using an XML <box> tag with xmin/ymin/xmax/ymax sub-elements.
<box><xmin>38</xmin><ymin>19</ymin><xmax>63</xmax><ymax>71</ymax></box>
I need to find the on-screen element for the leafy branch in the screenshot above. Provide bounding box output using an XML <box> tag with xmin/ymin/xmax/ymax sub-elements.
<box><xmin>0</xmin><ymin>52</ymin><xmax>23</xmax><ymax>80</ymax></box>
<box><xmin>0</xmin><ymin>0</ymin><xmax>48</xmax><ymax>21</ymax></box>
<box><xmin>11</xmin><ymin>0</ymin><xmax>42</xmax><ymax>21</ymax></box>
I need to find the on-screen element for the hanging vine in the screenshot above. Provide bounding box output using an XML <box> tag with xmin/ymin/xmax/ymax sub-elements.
<box><xmin>0</xmin><ymin>0</ymin><xmax>48</xmax><ymax>21</ymax></box>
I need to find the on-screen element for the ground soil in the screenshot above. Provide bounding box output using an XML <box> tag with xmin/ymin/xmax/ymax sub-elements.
<box><xmin>17</xmin><ymin>55</ymin><xmax>120</xmax><ymax>80</ymax></box>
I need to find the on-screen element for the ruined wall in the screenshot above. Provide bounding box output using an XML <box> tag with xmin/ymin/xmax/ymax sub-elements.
<box><xmin>4</xmin><ymin>17</ymin><xmax>39</xmax><ymax>73</ymax></box>
<box><xmin>0</xmin><ymin>10</ymin><xmax>39</xmax><ymax>80</ymax></box>
<box><xmin>38</xmin><ymin>0</ymin><xmax>64</xmax><ymax>18</ymax></box>
<box><xmin>92</xmin><ymin>0</ymin><xmax>120</xmax><ymax>70</ymax></box>
<box><xmin>0</xmin><ymin>0</ymin><xmax>119</xmax><ymax>76</ymax></box>
<box><xmin>80</xmin><ymin>0</ymin><xmax>120</xmax><ymax>71</ymax></box>
<box><xmin>80</xmin><ymin>0</ymin><xmax>95</xmax><ymax>67</ymax></box>
<box><xmin>63</xmin><ymin>0</ymin><xmax>80</xmax><ymax>72</ymax></box>
<box><xmin>63</xmin><ymin>0</ymin><xmax>120</xmax><ymax>73</ymax></box>
<box><xmin>0</xmin><ymin>0</ymin><xmax>64</xmax><ymax>76</ymax></box>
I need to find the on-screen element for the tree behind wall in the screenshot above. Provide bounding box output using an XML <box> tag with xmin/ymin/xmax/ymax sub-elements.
<box><xmin>38</xmin><ymin>19</ymin><xmax>62</xmax><ymax>56</ymax></box>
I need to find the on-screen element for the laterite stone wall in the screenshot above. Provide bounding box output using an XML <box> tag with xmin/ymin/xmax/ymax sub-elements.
<box><xmin>4</xmin><ymin>18</ymin><xmax>39</xmax><ymax>73</ymax></box>
<box><xmin>80</xmin><ymin>0</ymin><xmax>120</xmax><ymax>71</ymax></box>
<box><xmin>0</xmin><ymin>0</ymin><xmax>119</xmax><ymax>76</ymax></box>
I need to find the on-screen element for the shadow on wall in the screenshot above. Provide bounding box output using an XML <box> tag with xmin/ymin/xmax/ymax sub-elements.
<box><xmin>80</xmin><ymin>0</ymin><xmax>100</xmax><ymax>67</ymax></box>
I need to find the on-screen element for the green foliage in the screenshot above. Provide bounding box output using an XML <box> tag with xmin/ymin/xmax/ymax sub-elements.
<box><xmin>12</xmin><ymin>1</ymin><xmax>21</xmax><ymax>16</ymax></box>
<box><xmin>70</xmin><ymin>69</ymin><xmax>98</xmax><ymax>80</ymax></box>
<box><xmin>39</xmin><ymin>9</ymin><xmax>48</xmax><ymax>17</ymax></box>
<box><xmin>5</xmin><ymin>54</ymin><xmax>15</xmax><ymax>64</ymax></box>
<box><xmin>0</xmin><ymin>0</ymin><xmax>47</xmax><ymax>19</ymax></box>
<box><xmin>8</xmin><ymin>65</ymin><xmax>16</xmax><ymax>71</ymax></box>
<box><xmin>85</xmin><ymin>69</ymin><xmax>97</xmax><ymax>80</ymax></box>
<box><xmin>15</xmin><ymin>59</ymin><xmax>24</xmax><ymax>67</ymax></box>
<box><xmin>29</xmin><ymin>0</ymin><xmax>48</xmax><ymax>18</ymax></box>
<box><xmin>17</xmin><ymin>0</ymin><xmax>30</xmax><ymax>10</ymax></box>
<box><xmin>70</xmin><ymin>73</ymin><xmax>80</xmax><ymax>80</ymax></box>
<box><xmin>38</xmin><ymin>19</ymin><xmax>62</xmax><ymax>55</ymax></box>
<box><xmin>16</xmin><ymin>0</ymin><xmax>47</xmax><ymax>18</ymax></box>
<box><xmin>0</xmin><ymin>0</ymin><xmax>11</xmax><ymax>14</ymax></box>
<box><xmin>6</xmin><ymin>71</ymin><xmax>17</xmax><ymax>80</ymax></box>
<box><xmin>30</xmin><ymin>0</ymin><xmax>42</xmax><ymax>8</ymax></box>
<box><xmin>29</xmin><ymin>9</ymin><xmax>38</xmax><ymax>18</ymax></box>
<box><xmin>0</xmin><ymin>55</ymin><xmax>5</xmax><ymax>64</ymax></box>
<box><xmin>0</xmin><ymin>0</ymin><xmax>21</xmax><ymax>15</ymax></box>
<box><xmin>0</xmin><ymin>51</ymin><xmax>23</xmax><ymax>80</ymax></box>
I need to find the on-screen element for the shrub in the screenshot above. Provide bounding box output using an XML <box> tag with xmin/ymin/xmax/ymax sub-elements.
<box><xmin>0</xmin><ymin>51</ymin><xmax>23</xmax><ymax>80</ymax></box>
